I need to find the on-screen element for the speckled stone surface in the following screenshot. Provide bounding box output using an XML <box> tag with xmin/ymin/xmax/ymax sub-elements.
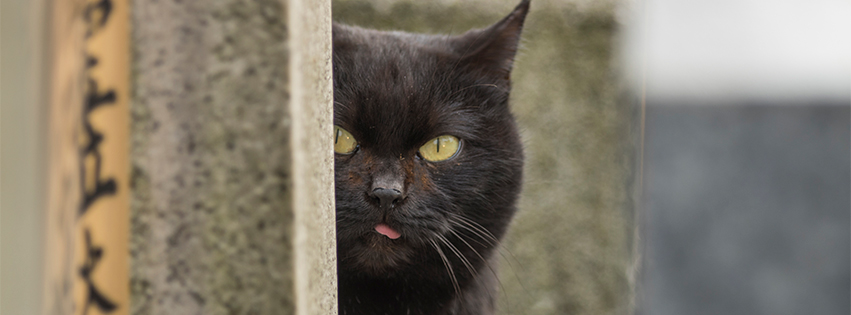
<box><xmin>332</xmin><ymin>1</ymin><xmax>636</xmax><ymax>314</ymax></box>
<box><xmin>130</xmin><ymin>0</ymin><xmax>335</xmax><ymax>314</ymax></box>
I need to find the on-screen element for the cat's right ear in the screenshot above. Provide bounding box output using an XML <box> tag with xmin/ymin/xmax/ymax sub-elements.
<box><xmin>450</xmin><ymin>0</ymin><xmax>530</xmax><ymax>87</ymax></box>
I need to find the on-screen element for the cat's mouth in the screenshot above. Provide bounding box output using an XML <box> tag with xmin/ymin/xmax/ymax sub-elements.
<box><xmin>338</xmin><ymin>222</ymin><xmax>416</xmax><ymax>275</ymax></box>
<box><xmin>374</xmin><ymin>223</ymin><xmax>401</xmax><ymax>239</ymax></box>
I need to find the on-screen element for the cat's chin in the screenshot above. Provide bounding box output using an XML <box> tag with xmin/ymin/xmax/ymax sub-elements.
<box><xmin>341</xmin><ymin>232</ymin><xmax>418</xmax><ymax>277</ymax></box>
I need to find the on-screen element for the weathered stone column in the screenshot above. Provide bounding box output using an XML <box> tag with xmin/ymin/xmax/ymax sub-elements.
<box><xmin>130</xmin><ymin>0</ymin><xmax>335</xmax><ymax>314</ymax></box>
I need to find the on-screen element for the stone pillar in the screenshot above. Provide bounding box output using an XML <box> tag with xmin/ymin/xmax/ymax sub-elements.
<box><xmin>130</xmin><ymin>0</ymin><xmax>335</xmax><ymax>314</ymax></box>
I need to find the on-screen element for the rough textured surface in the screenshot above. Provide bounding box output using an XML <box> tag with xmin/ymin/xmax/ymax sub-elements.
<box><xmin>332</xmin><ymin>1</ymin><xmax>635</xmax><ymax>314</ymax></box>
<box><xmin>131</xmin><ymin>0</ymin><xmax>301</xmax><ymax>314</ymax></box>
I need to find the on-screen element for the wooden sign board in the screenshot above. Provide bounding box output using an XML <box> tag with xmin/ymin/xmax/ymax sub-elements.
<box><xmin>44</xmin><ymin>0</ymin><xmax>130</xmax><ymax>314</ymax></box>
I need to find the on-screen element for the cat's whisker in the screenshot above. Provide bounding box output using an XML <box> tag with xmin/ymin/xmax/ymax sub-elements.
<box><xmin>454</xmin><ymin>215</ymin><xmax>514</xmax><ymax>263</ymax></box>
<box><xmin>430</xmin><ymin>239</ymin><xmax>461</xmax><ymax>296</ymax></box>
<box><xmin>449</xmin><ymin>215</ymin><xmax>499</xmax><ymax>246</ymax></box>
<box><xmin>457</xmin><ymin>215</ymin><xmax>499</xmax><ymax>242</ymax></box>
<box><xmin>448</xmin><ymin>228</ymin><xmax>510</xmax><ymax>304</ymax></box>
<box><xmin>436</xmin><ymin>234</ymin><xmax>477</xmax><ymax>279</ymax></box>
<box><xmin>451</xmin><ymin>213</ymin><xmax>527</xmax><ymax>283</ymax></box>
<box><xmin>448</xmin><ymin>215</ymin><xmax>518</xmax><ymax>277</ymax></box>
<box><xmin>448</xmin><ymin>229</ymin><xmax>490</xmax><ymax>271</ymax></box>
<box><xmin>459</xmin><ymin>216</ymin><xmax>537</xmax><ymax>310</ymax></box>
<box><xmin>446</xmin><ymin>217</ymin><xmax>506</xmax><ymax>274</ymax></box>
<box><xmin>448</xmin><ymin>216</ymin><xmax>515</xmax><ymax>271</ymax></box>
<box><xmin>448</xmin><ymin>217</ymin><xmax>494</xmax><ymax>248</ymax></box>
<box><xmin>445</xmin><ymin>219</ymin><xmax>520</xmax><ymax>314</ymax></box>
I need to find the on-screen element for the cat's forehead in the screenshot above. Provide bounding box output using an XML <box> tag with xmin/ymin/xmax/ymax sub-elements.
<box><xmin>332</xmin><ymin>26</ymin><xmax>473</xmax><ymax>138</ymax></box>
<box><xmin>333</xmin><ymin>26</ymin><xmax>457</xmax><ymax>85</ymax></box>
<box><xmin>331</xmin><ymin>20</ymin><xmax>520</xmax><ymax>153</ymax></box>
<box><xmin>333</xmin><ymin>24</ymin><xmax>454</xmax><ymax>57</ymax></box>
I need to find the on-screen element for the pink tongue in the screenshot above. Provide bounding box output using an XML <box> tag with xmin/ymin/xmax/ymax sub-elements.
<box><xmin>375</xmin><ymin>224</ymin><xmax>401</xmax><ymax>239</ymax></box>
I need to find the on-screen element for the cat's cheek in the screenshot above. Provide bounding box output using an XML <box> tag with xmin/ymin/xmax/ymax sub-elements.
<box><xmin>343</xmin><ymin>171</ymin><xmax>364</xmax><ymax>187</ymax></box>
<box><xmin>405</xmin><ymin>163</ymin><xmax>433</xmax><ymax>192</ymax></box>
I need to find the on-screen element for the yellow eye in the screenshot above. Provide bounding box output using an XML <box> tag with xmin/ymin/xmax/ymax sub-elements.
<box><xmin>334</xmin><ymin>126</ymin><xmax>358</xmax><ymax>154</ymax></box>
<box><xmin>419</xmin><ymin>135</ymin><xmax>460</xmax><ymax>162</ymax></box>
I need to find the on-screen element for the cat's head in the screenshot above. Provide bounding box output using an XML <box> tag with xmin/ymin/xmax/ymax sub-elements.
<box><xmin>333</xmin><ymin>0</ymin><xmax>529</xmax><ymax>278</ymax></box>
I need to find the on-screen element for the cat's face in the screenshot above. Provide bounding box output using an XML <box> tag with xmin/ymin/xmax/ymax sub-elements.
<box><xmin>333</xmin><ymin>3</ymin><xmax>527</xmax><ymax>279</ymax></box>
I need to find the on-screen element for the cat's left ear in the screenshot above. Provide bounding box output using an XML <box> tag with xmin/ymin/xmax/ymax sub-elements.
<box><xmin>451</xmin><ymin>0</ymin><xmax>530</xmax><ymax>87</ymax></box>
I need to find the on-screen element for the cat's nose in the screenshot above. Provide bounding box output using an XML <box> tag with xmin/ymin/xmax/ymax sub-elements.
<box><xmin>371</xmin><ymin>188</ymin><xmax>402</xmax><ymax>209</ymax></box>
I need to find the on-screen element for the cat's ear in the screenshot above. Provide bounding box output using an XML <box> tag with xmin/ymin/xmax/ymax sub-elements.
<box><xmin>451</xmin><ymin>0</ymin><xmax>530</xmax><ymax>86</ymax></box>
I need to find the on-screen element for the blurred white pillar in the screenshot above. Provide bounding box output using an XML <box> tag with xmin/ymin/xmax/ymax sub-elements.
<box><xmin>625</xmin><ymin>0</ymin><xmax>851</xmax><ymax>102</ymax></box>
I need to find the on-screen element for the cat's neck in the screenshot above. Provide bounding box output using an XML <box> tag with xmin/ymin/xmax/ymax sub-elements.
<box><xmin>338</xmin><ymin>269</ymin><xmax>497</xmax><ymax>315</ymax></box>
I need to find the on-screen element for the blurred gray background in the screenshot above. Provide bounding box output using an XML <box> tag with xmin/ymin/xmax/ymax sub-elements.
<box><xmin>641</xmin><ymin>105</ymin><xmax>849</xmax><ymax>315</ymax></box>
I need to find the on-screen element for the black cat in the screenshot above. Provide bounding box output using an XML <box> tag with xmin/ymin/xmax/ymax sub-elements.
<box><xmin>333</xmin><ymin>1</ymin><xmax>529</xmax><ymax>314</ymax></box>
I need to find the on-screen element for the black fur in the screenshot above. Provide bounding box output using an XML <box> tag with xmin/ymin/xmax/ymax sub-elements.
<box><xmin>333</xmin><ymin>1</ymin><xmax>529</xmax><ymax>314</ymax></box>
